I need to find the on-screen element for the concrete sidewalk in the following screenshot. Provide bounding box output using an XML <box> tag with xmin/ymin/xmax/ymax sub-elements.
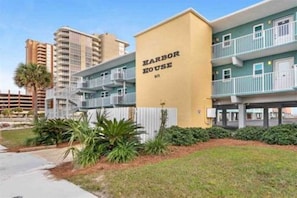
<box><xmin>0</xmin><ymin>145</ymin><xmax>97</xmax><ymax>198</ymax></box>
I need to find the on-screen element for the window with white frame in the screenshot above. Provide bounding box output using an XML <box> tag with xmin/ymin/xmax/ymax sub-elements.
<box><xmin>117</xmin><ymin>88</ymin><xmax>127</xmax><ymax>95</ymax></box>
<box><xmin>253</xmin><ymin>24</ymin><xmax>264</xmax><ymax>39</ymax></box>
<box><xmin>222</xmin><ymin>68</ymin><xmax>231</xmax><ymax>80</ymax></box>
<box><xmin>253</xmin><ymin>62</ymin><xmax>264</xmax><ymax>76</ymax></box>
<box><xmin>101</xmin><ymin>91</ymin><xmax>109</xmax><ymax>97</ymax></box>
<box><xmin>222</xmin><ymin>34</ymin><xmax>231</xmax><ymax>48</ymax></box>
<box><xmin>100</xmin><ymin>72</ymin><xmax>108</xmax><ymax>79</ymax></box>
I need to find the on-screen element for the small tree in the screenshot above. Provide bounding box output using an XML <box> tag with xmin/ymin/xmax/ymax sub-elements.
<box><xmin>159</xmin><ymin>102</ymin><xmax>168</xmax><ymax>136</ymax></box>
<box><xmin>14</xmin><ymin>63</ymin><xmax>51</xmax><ymax>121</ymax></box>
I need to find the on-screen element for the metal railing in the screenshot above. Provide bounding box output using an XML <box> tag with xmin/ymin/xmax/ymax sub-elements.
<box><xmin>78</xmin><ymin>67</ymin><xmax>136</xmax><ymax>89</ymax></box>
<box><xmin>212</xmin><ymin>21</ymin><xmax>297</xmax><ymax>59</ymax></box>
<box><xmin>212</xmin><ymin>68</ymin><xmax>297</xmax><ymax>97</ymax></box>
<box><xmin>79</xmin><ymin>92</ymin><xmax>136</xmax><ymax>108</ymax></box>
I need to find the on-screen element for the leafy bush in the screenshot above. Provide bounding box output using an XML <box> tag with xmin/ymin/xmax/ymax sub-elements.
<box><xmin>144</xmin><ymin>137</ymin><xmax>168</xmax><ymax>155</ymax></box>
<box><xmin>74</xmin><ymin>146</ymin><xmax>101</xmax><ymax>167</ymax></box>
<box><xmin>261</xmin><ymin>124</ymin><xmax>297</xmax><ymax>145</ymax></box>
<box><xmin>233</xmin><ymin>126</ymin><xmax>266</xmax><ymax>141</ymax></box>
<box><xmin>65</xmin><ymin>112</ymin><xmax>144</xmax><ymax>166</ymax></box>
<box><xmin>162</xmin><ymin>126</ymin><xmax>209</xmax><ymax>146</ymax></box>
<box><xmin>206</xmin><ymin>127</ymin><xmax>232</xmax><ymax>139</ymax></box>
<box><xmin>187</xmin><ymin>127</ymin><xmax>209</xmax><ymax>142</ymax></box>
<box><xmin>26</xmin><ymin>118</ymin><xmax>71</xmax><ymax>146</ymax></box>
<box><xmin>107</xmin><ymin>141</ymin><xmax>138</xmax><ymax>163</ymax></box>
<box><xmin>162</xmin><ymin>126</ymin><xmax>195</xmax><ymax>146</ymax></box>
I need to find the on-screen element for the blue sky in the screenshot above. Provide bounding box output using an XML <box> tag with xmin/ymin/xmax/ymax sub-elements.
<box><xmin>0</xmin><ymin>0</ymin><xmax>263</xmax><ymax>93</ymax></box>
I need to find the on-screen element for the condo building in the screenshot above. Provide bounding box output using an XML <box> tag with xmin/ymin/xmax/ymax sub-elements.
<box><xmin>46</xmin><ymin>26</ymin><xmax>129</xmax><ymax>118</ymax></box>
<box><xmin>46</xmin><ymin>0</ymin><xmax>297</xmax><ymax>129</ymax></box>
<box><xmin>25</xmin><ymin>39</ymin><xmax>54</xmax><ymax>111</ymax></box>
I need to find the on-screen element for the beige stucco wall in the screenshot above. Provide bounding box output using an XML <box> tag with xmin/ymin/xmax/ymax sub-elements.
<box><xmin>135</xmin><ymin>10</ymin><xmax>213</xmax><ymax>128</ymax></box>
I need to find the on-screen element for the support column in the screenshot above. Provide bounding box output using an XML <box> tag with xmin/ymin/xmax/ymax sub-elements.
<box><xmin>263</xmin><ymin>107</ymin><xmax>269</xmax><ymax>128</ymax></box>
<box><xmin>238</xmin><ymin>104</ymin><xmax>246</xmax><ymax>128</ymax></box>
<box><xmin>53</xmin><ymin>98</ymin><xmax>57</xmax><ymax>119</ymax></box>
<box><xmin>222</xmin><ymin>109</ymin><xmax>227</xmax><ymax>127</ymax></box>
<box><xmin>278</xmin><ymin>107</ymin><xmax>282</xmax><ymax>125</ymax></box>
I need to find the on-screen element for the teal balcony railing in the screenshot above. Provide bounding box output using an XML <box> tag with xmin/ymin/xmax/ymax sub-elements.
<box><xmin>80</xmin><ymin>92</ymin><xmax>136</xmax><ymax>108</ymax></box>
<box><xmin>212</xmin><ymin>21</ymin><xmax>297</xmax><ymax>60</ymax></box>
<box><xmin>212</xmin><ymin>68</ymin><xmax>297</xmax><ymax>97</ymax></box>
<box><xmin>77</xmin><ymin>67</ymin><xmax>135</xmax><ymax>90</ymax></box>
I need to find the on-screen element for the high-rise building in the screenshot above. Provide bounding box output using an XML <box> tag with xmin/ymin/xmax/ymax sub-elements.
<box><xmin>46</xmin><ymin>26</ymin><xmax>129</xmax><ymax>118</ymax></box>
<box><xmin>25</xmin><ymin>39</ymin><xmax>54</xmax><ymax>111</ymax></box>
<box><xmin>97</xmin><ymin>33</ymin><xmax>129</xmax><ymax>61</ymax></box>
<box><xmin>54</xmin><ymin>27</ymin><xmax>129</xmax><ymax>89</ymax></box>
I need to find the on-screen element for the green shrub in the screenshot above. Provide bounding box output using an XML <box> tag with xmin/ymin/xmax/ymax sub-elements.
<box><xmin>107</xmin><ymin>141</ymin><xmax>138</xmax><ymax>163</ymax></box>
<box><xmin>162</xmin><ymin>126</ymin><xmax>209</xmax><ymax>146</ymax></box>
<box><xmin>74</xmin><ymin>146</ymin><xmax>101</xmax><ymax>167</ymax></box>
<box><xmin>162</xmin><ymin>126</ymin><xmax>196</xmax><ymax>146</ymax></box>
<box><xmin>261</xmin><ymin>124</ymin><xmax>297</xmax><ymax>145</ymax></box>
<box><xmin>233</xmin><ymin>126</ymin><xmax>266</xmax><ymax>141</ymax></box>
<box><xmin>65</xmin><ymin>112</ymin><xmax>144</xmax><ymax>166</ymax></box>
<box><xmin>206</xmin><ymin>127</ymin><xmax>232</xmax><ymax>139</ymax></box>
<box><xmin>144</xmin><ymin>137</ymin><xmax>168</xmax><ymax>155</ymax></box>
<box><xmin>187</xmin><ymin>127</ymin><xmax>209</xmax><ymax>142</ymax></box>
<box><xmin>27</xmin><ymin>118</ymin><xmax>71</xmax><ymax>146</ymax></box>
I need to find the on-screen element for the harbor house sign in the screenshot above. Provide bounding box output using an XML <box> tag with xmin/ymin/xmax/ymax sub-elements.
<box><xmin>142</xmin><ymin>51</ymin><xmax>180</xmax><ymax>74</ymax></box>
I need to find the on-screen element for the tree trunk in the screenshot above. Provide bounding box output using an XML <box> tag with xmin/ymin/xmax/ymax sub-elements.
<box><xmin>33</xmin><ymin>86</ymin><xmax>38</xmax><ymax>121</ymax></box>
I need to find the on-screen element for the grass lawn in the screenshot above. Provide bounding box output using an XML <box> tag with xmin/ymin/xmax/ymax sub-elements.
<box><xmin>69</xmin><ymin>145</ymin><xmax>297</xmax><ymax>198</ymax></box>
<box><xmin>0</xmin><ymin>128</ymin><xmax>35</xmax><ymax>148</ymax></box>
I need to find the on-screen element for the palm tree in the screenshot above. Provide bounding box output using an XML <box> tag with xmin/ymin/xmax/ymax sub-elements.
<box><xmin>14</xmin><ymin>63</ymin><xmax>51</xmax><ymax>120</ymax></box>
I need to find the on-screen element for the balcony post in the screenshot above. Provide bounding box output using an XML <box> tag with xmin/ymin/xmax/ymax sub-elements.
<box><xmin>234</xmin><ymin>39</ymin><xmax>236</xmax><ymax>56</ymax></box>
<box><xmin>295</xmin><ymin>64</ymin><xmax>297</xmax><ymax>87</ymax></box>
<box><xmin>233</xmin><ymin>78</ymin><xmax>236</xmax><ymax>95</ymax></box>
<box><xmin>262</xmin><ymin>74</ymin><xmax>265</xmax><ymax>92</ymax></box>
<box><xmin>238</xmin><ymin>104</ymin><xmax>246</xmax><ymax>128</ymax></box>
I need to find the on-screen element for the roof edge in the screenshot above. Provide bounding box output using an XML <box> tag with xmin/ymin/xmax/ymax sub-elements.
<box><xmin>134</xmin><ymin>8</ymin><xmax>210</xmax><ymax>37</ymax></box>
<box><xmin>210</xmin><ymin>0</ymin><xmax>271</xmax><ymax>24</ymax></box>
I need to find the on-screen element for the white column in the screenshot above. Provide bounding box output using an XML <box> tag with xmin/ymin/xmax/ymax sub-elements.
<box><xmin>238</xmin><ymin>104</ymin><xmax>246</xmax><ymax>128</ymax></box>
<box><xmin>53</xmin><ymin>98</ymin><xmax>57</xmax><ymax>118</ymax></box>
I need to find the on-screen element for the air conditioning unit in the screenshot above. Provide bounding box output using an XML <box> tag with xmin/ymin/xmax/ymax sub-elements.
<box><xmin>111</xmin><ymin>72</ymin><xmax>124</xmax><ymax>81</ymax></box>
<box><xmin>111</xmin><ymin>95</ymin><xmax>124</xmax><ymax>105</ymax></box>
<box><xmin>77</xmin><ymin>81</ymin><xmax>88</xmax><ymax>88</ymax></box>
<box><xmin>207</xmin><ymin>108</ymin><xmax>216</xmax><ymax>118</ymax></box>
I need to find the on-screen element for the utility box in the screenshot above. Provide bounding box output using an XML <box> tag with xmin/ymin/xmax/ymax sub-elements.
<box><xmin>207</xmin><ymin>108</ymin><xmax>216</xmax><ymax>118</ymax></box>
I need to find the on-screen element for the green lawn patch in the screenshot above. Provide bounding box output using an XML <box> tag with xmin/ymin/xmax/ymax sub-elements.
<box><xmin>69</xmin><ymin>145</ymin><xmax>297</xmax><ymax>197</ymax></box>
<box><xmin>0</xmin><ymin>128</ymin><xmax>35</xmax><ymax>148</ymax></box>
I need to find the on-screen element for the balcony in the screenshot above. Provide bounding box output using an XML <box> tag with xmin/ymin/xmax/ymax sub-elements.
<box><xmin>212</xmin><ymin>21</ymin><xmax>297</xmax><ymax>66</ymax></box>
<box><xmin>125</xmin><ymin>68</ymin><xmax>135</xmax><ymax>82</ymax></box>
<box><xmin>212</xmin><ymin>67</ymin><xmax>297</xmax><ymax>98</ymax></box>
<box><xmin>76</xmin><ymin>68</ymin><xmax>136</xmax><ymax>91</ymax></box>
<box><xmin>79</xmin><ymin>92</ymin><xmax>136</xmax><ymax>109</ymax></box>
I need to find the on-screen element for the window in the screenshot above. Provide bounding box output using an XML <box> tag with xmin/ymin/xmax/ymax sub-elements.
<box><xmin>253</xmin><ymin>63</ymin><xmax>264</xmax><ymax>76</ymax></box>
<box><xmin>253</xmin><ymin>24</ymin><xmax>264</xmax><ymax>39</ymax></box>
<box><xmin>277</xmin><ymin>19</ymin><xmax>290</xmax><ymax>36</ymax></box>
<box><xmin>101</xmin><ymin>91</ymin><xmax>109</xmax><ymax>97</ymax></box>
<box><xmin>117</xmin><ymin>88</ymin><xmax>127</xmax><ymax>95</ymax></box>
<box><xmin>222</xmin><ymin>69</ymin><xmax>231</xmax><ymax>80</ymax></box>
<box><xmin>100</xmin><ymin>72</ymin><xmax>108</xmax><ymax>79</ymax></box>
<box><xmin>222</xmin><ymin>34</ymin><xmax>231</xmax><ymax>48</ymax></box>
